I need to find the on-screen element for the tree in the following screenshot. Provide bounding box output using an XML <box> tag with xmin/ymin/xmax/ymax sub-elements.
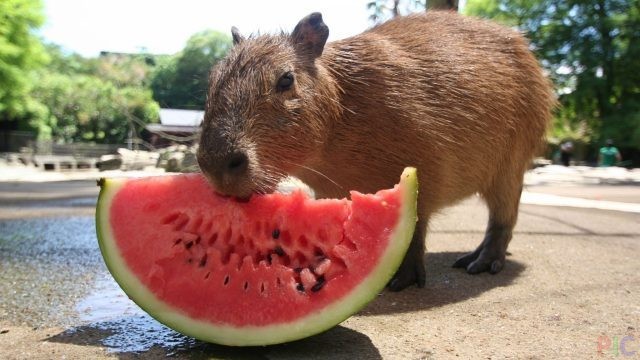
<box><xmin>45</xmin><ymin>44</ymin><xmax>157</xmax><ymax>88</ymax></box>
<box><xmin>17</xmin><ymin>44</ymin><xmax>161</xmax><ymax>143</ymax></box>
<box><xmin>368</xmin><ymin>0</ymin><xmax>402</xmax><ymax>22</ymax></box>
<box><xmin>466</xmin><ymin>0</ymin><xmax>640</xmax><ymax>148</ymax></box>
<box><xmin>1</xmin><ymin>2</ymin><xmax>163</xmax><ymax>145</ymax></box>
<box><xmin>0</xmin><ymin>0</ymin><xmax>48</xmax><ymax>124</ymax></box>
<box><xmin>92</xmin><ymin>52</ymin><xmax>157</xmax><ymax>88</ymax></box>
<box><xmin>367</xmin><ymin>0</ymin><xmax>458</xmax><ymax>23</ymax></box>
<box><xmin>151</xmin><ymin>30</ymin><xmax>232</xmax><ymax>109</ymax></box>
<box><xmin>31</xmin><ymin>72</ymin><xmax>159</xmax><ymax>143</ymax></box>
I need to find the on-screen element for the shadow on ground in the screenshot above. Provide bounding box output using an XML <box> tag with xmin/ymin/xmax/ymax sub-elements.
<box><xmin>45</xmin><ymin>251</ymin><xmax>521</xmax><ymax>358</ymax></box>
<box><xmin>361</xmin><ymin>251</ymin><xmax>525</xmax><ymax>316</ymax></box>
<box><xmin>47</xmin><ymin>318</ymin><xmax>381</xmax><ymax>359</ymax></box>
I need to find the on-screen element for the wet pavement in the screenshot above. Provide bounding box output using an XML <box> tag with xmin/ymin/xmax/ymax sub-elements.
<box><xmin>1</xmin><ymin>175</ymin><xmax>639</xmax><ymax>358</ymax></box>
<box><xmin>0</xmin><ymin>216</ymin><xmax>98</xmax><ymax>327</ymax></box>
<box><xmin>0</xmin><ymin>181</ymin><xmax>206</xmax><ymax>355</ymax></box>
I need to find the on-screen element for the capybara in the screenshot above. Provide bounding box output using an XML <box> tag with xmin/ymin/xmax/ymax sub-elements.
<box><xmin>197</xmin><ymin>11</ymin><xmax>555</xmax><ymax>290</ymax></box>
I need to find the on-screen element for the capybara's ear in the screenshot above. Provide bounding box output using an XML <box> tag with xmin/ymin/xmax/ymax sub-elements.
<box><xmin>291</xmin><ymin>12</ymin><xmax>329</xmax><ymax>59</ymax></box>
<box><xmin>231</xmin><ymin>26</ymin><xmax>244</xmax><ymax>45</ymax></box>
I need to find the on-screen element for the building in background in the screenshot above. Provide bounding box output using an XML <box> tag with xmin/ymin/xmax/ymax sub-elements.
<box><xmin>145</xmin><ymin>109</ymin><xmax>203</xmax><ymax>148</ymax></box>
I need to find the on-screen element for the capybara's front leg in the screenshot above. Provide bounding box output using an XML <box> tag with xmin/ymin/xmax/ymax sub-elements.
<box><xmin>388</xmin><ymin>217</ymin><xmax>427</xmax><ymax>291</ymax></box>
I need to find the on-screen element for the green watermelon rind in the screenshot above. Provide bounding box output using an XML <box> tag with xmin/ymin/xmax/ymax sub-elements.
<box><xmin>95</xmin><ymin>167</ymin><xmax>418</xmax><ymax>346</ymax></box>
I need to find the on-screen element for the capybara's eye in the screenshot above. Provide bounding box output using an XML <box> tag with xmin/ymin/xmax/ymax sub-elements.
<box><xmin>276</xmin><ymin>72</ymin><xmax>294</xmax><ymax>92</ymax></box>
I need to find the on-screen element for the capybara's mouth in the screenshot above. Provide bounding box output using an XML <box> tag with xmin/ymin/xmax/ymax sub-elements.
<box><xmin>213</xmin><ymin>183</ymin><xmax>256</xmax><ymax>200</ymax></box>
<box><xmin>200</xmin><ymin>170</ymin><xmax>280</xmax><ymax>201</ymax></box>
<box><xmin>209</xmin><ymin>189</ymin><xmax>251</xmax><ymax>203</ymax></box>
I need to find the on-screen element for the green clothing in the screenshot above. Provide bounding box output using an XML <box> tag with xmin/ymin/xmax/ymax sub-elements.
<box><xmin>599</xmin><ymin>146</ymin><xmax>620</xmax><ymax>166</ymax></box>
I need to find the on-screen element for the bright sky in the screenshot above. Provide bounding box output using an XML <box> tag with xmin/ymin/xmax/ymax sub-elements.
<box><xmin>40</xmin><ymin>0</ymin><xmax>374</xmax><ymax>57</ymax></box>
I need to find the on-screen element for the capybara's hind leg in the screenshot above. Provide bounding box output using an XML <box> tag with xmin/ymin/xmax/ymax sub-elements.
<box><xmin>453</xmin><ymin>170</ymin><xmax>524</xmax><ymax>274</ymax></box>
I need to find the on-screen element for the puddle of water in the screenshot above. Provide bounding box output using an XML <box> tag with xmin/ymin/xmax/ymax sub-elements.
<box><xmin>84</xmin><ymin>315</ymin><xmax>199</xmax><ymax>354</ymax></box>
<box><xmin>74</xmin><ymin>274</ymin><xmax>200</xmax><ymax>354</ymax></box>
<box><xmin>75</xmin><ymin>276</ymin><xmax>142</xmax><ymax>323</ymax></box>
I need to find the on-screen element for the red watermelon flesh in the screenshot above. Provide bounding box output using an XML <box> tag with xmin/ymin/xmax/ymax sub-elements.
<box><xmin>96</xmin><ymin>167</ymin><xmax>418</xmax><ymax>346</ymax></box>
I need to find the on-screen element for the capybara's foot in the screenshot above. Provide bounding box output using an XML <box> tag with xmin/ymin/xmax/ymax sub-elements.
<box><xmin>452</xmin><ymin>249</ymin><xmax>505</xmax><ymax>274</ymax></box>
<box><xmin>388</xmin><ymin>254</ymin><xmax>426</xmax><ymax>291</ymax></box>
<box><xmin>453</xmin><ymin>222</ymin><xmax>511</xmax><ymax>274</ymax></box>
<box><xmin>388</xmin><ymin>234</ymin><xmax>426</xmax><ymax>291</ymax></box>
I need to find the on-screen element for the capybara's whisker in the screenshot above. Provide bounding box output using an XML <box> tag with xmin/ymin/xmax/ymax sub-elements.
<box><xmin>280</xmin><ymin>160</ymin><xmax>343</xmax><ymax>191</ymax></box>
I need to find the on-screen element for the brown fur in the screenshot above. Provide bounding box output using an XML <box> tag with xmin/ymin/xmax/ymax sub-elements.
<box><xmin>197</xmin><ymin>11</ymin><xmax>555</xmax><ymax>290</ymax></box>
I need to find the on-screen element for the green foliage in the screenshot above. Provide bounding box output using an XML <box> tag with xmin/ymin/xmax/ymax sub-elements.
<box><xmin>465</xmin><ymin>0</ymin><xmax>640</xmax><ymax>148</ymax></box>
<box><xmin>367</xmin><ymin>0</ymin><xmax>457</xmax><ymax>23</ymax></box>
<box><xmin>91</xmin><ymin>52</ymin><xmax>157</xmax><ymax>88</ymax></box>
<box><xmin>0</xmin><ymin>0</ymin><xmax>48</xmax><ymax>121</ymax></box>
<box><xmin>151</xmin><ymin>30</ymin><xmax>232</xmax><ymax>109</ymax></box>
<box><xmin>31</xmin><ymin>72</ymin><xmax>159</xmax><ymax>143</ymax></box>
<box><xmin>4</xmin><ymin>40</ymin><xmax>161</xmax><ymax>143</ymax></box>
<box><xmin>18</xmin><ymin>44</ymin><xmax>161</xmax><ymax>143</ymax></box>
<box><xmin>45</xmin><ymin>44</ymin><xmax>157</xmax><ymax>88</ymax></box>
<box><xmin>3</xmin><ymin>7</ymin><xmax>228</xmax><ymax>145</ymax></box>
<box><xmin>44</xmin><ymin>43</ymin><xmax>90</xmax><ymax>76</ymax></box>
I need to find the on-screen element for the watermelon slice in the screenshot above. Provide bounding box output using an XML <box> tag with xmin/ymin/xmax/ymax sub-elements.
<box><xmin>95</xmin><ymin>167</ymin><xmax>418</xmax><ymax>346</ymax></box>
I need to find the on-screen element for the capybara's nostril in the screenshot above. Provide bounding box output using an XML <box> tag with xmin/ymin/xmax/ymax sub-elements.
<box><xmin>225</xmin><ymin>152</ymin><xmax>248</xmax><ymax>176</ymax></box>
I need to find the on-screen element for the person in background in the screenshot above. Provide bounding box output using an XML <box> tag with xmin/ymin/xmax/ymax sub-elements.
<box><xmin>560</xmin><ymin>140</ymin><xmax>573</xmax><ymax>166</ymax></box>
<box><xmin>599</xmin><ymin>139</ymin><xmax>622</xmax><ymax>167</ymax></box>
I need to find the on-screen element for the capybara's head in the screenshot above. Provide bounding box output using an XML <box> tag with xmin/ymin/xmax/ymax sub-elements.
<box><xmin>197</xmin><ymin>13</ymin><xmax>338</xmax><ymax>198</ymax></box>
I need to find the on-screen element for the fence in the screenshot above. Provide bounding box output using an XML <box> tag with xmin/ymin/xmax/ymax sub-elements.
<box><xmin>33</xmin><ymin>141</ymin><xmax>123</xmax><ymax>157</ymax></box>
<box><xmin>0</xmin><ymin>131</ymin><xmax>154</xmax><ymax>156</ymax></box>
<box><xmin>1</xmin><ymin>131</ymin><xmax>159</xmax><ymax>171</ymax></box>
<box><xmin>0</xmin><ymin>131</ymin><xmax>35</xmax><ymax>153</ymax></box>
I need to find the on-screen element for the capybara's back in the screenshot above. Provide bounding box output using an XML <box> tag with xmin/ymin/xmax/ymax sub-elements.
<box><xmin>322</xmin><ymin>12</ymin><xmax>554</xmax><ymax>211</ymax></box>
<box><xmin>197</xmin><ymin>11</ymin><xmax>556</xmax><ymax>291</ymax></box>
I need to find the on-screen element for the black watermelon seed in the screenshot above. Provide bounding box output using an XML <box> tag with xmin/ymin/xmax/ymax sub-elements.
<box><xmin>274</xmin><ymin>246</ymin><xmax>285</xmax><ymax>256</ymax></box>
<box><xmin>294</xmin><ymin>267</ymin><xmax>302</xmax><ymax>273</ymax></box>
<box><xmin>185</xmin><ymin>241</ymin><xmax>193</xmax><ymax>250</ymax></box>
<box><xmin>296</xmin><ymin>283</ymin><xmax>305</xmax><ymax>292</ymax></box>
<box><xmin>272</xmin><ymin>229</ymin><xmax>280</xmax><ymax>239</ymax></box>
<box><xmin>199</xmin><ymin>254</ymin><xmax>208</xmax><ymax>267</ymax></box>
<box><xmin>311</xmin><ymin>276</ymin><xmax>326</xmax><ymax>292</ymax></box>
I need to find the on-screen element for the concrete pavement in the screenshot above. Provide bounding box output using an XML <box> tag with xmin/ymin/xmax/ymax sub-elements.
<box><xmin>0</xmin><ymin>166</ymin><xmax>639</xmax><ymax>358</ymax></box>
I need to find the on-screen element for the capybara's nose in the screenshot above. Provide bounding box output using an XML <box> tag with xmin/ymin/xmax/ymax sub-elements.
<box><xmin>224</xmin><ymin>151</ymin><xmax>248</xmax><ymax>177</ymax></box>
<box><xmin>196</xmin><ymin>149</ymin><xmax>249</xmax><ymax>182</ymax></box>
<box><xmin>197</xmin><ymin>149</ymin><xmax>252</xmax><ymax>197</ymax></box>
